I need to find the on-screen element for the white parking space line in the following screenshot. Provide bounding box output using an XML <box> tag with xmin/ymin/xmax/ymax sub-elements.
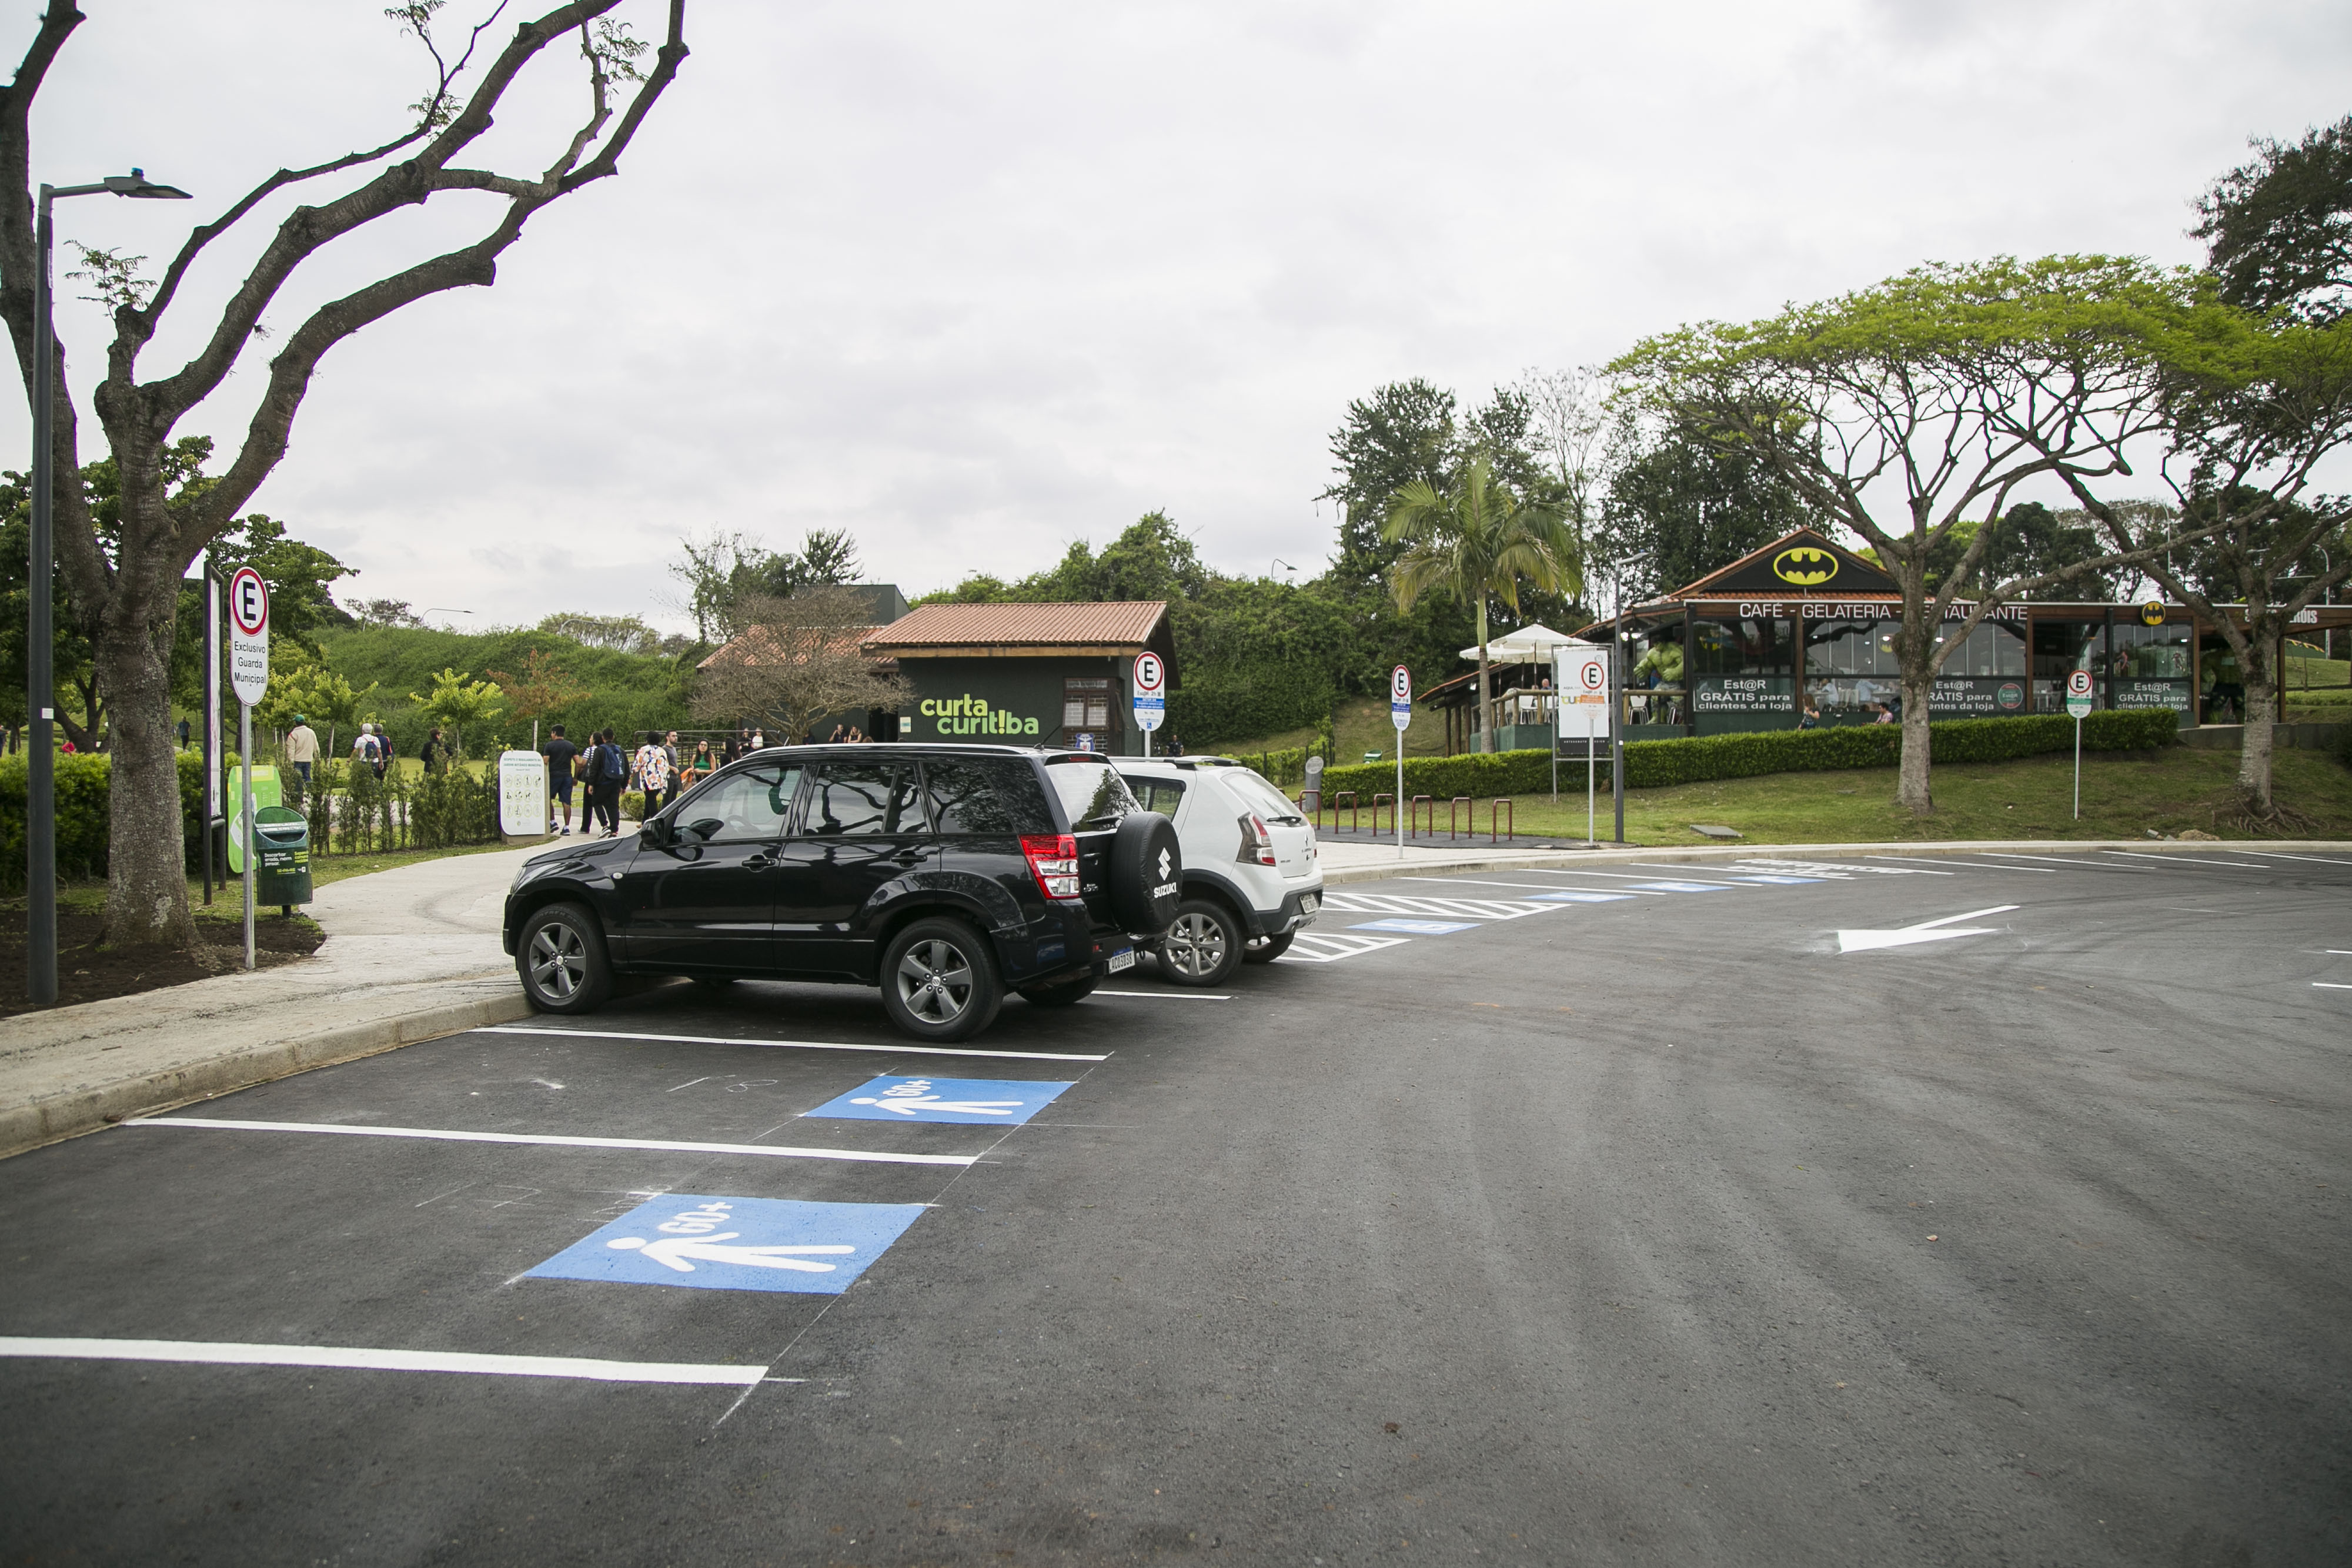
<box><xmin>2241</xmin><ymin>851</ymin><xmax>2352</xmax><ymax>868</ymax></box>
<box><xmin>2102</xmin><ymin>851</ymin><xmax>2277</xmax><ymax>870</ymax></box>
<box><xmin>1621</xmin><ymin>864</ymin><xmax>1770</xmax><ymax>883</ymax></box>
<box><xmin>1275</xmin><ymin>932</ymin><xmax>1412</xmax><ymax>964</ymax></box>
<box><xmin>1518</xmin><ymin>868</ymin><xmax>1745</xmax><ymax>885</ymax></box>
<box><xmin>480</xmin><ymin>1025</ymin><xmax>1107</xmax><ymax>1063</ymax></box>
<box><xmin>2316</xmin><ymin>982</ymin><xmax>2352</xmax><ymax>991</ymax></box>
<box><xmin>1984</xmin><ymin>854</ymin><xmax>2151</xmax><ymax>870</ymax></box>
<box><xmin>0</xmin><ymin>1337</ymin><xmax>776</xmax><ymax>1387</ymax></box>
<box><xmin>1865</xmin><ymin>855</ymin><xmax>2056</xmax><ymax>872</ymax></box>
<box><xmin>125</xmin><ymin>1117</ymin><xmax>980</xmax><ymax>1167</ymax></box>
<box><xmin>1094</xmin><ymin>989</ymin><xmax>1231</xmax><ymax>1000</ymax></box>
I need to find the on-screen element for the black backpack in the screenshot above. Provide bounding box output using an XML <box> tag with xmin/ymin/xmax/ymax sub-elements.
<box><xmin>599</xmin><ymin>743</ymin><xmax>627</xmax><ymax>783</ymax></box>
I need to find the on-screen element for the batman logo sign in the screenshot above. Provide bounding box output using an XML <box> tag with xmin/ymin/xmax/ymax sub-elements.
<box><xmin>1772</xmin><ymin>547</ymin><xmax>1839</xmax><ymax>586</ymax></box>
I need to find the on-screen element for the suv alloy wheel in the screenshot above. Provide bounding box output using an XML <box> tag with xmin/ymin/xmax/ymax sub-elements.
<box><xmin>880</xmin><ymin>916</ymin><xmax>1005</xmax><ymax>1042</ymax></box>
<box><xmin>517</xmin><ymin>902</ymin><xmax>615</xmax><ymax>1013</ymax></box>
<box><xmin>1158</xmin><ymin>896</ymin><xmax>1242</xmax><ymax>987</ymax></box>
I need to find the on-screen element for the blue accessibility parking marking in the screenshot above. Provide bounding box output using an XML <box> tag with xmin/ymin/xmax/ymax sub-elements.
<box><xmin>1348</xmin><ymin>918</ymin><xmax>1480</xmax><ymax>935</ymax></box>
<box><xmin>804</xmin><ymin>1075</ymin><xmax>1073</xmax><ymax>1125</ymax></box>
<box><xmin>526</xmin><ymin>1194</ymin><xmax>925</xmax><ymax>1296</ymax></box>
<box><xmin>1628</xmin><ymin>881</ymin><xmax>1732</xmax><ymax>893</ymax></box>
<box><xmin>1529</xmin><ymin>890</ymin><xmax>1635</xmax><ymax>903</ymax></box>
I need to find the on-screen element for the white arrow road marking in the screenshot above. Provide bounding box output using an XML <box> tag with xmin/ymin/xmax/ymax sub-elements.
<box><xmin>1836</xmin><ymin>905</ymin><xmax>2020</xmax><ymax>954</ymax></box>
<box><xmin>848</xmin><ymin>1094</ymin><xmax>1026</xmax><ymax>1116</ymax></box>
<box><xmin>607</xmin><ymin>1235</ymin><xmax>856</xmax><ymax>1274</ymax></box>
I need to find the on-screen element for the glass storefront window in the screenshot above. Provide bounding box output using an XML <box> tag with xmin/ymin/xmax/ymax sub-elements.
<box><xmin>2107</xmin><ymin>620</ymin><xmax>2191</xmax><ymax>715</ymax></box>
<box><xmin>1622</xmin><ymin>623</ymin><xmax>1687</xmax><ymax>733</ymax></box>
<box><xmin>2201</xmin><ymin>638</ymin><xmax>2246</xmax><ymax>723</ymax></box>
<box><xmin>2031</xmin><ymin>619</ymin><xmax>2104</xmax><ymax>714</ymax></box>
<box><xmin>1933</xmin><ymin>621</ymin><xmax>2027</xmax><ymax>677</ymax></box>
<box><xmin>1803</xmin><ymin>617</ymin><xmax>1901</xmax><ymax>723</ymax></box>
<box><xmin>1692</xmin><ymin>616</ymin><xmax>1793</xmax><ymax>734</ymax></box>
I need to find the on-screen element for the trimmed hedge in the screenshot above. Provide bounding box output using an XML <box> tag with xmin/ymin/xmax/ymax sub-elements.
<box><xmin>1310</xmin><ymin>708</ymin><xmax>2180</xmax><ymax>800</ymax></box>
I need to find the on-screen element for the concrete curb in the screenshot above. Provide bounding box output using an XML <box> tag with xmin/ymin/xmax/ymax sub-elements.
<box><xmin>1317</xmin><ymin>838</ymin><xmax>2352</xmax><ymax>885</ymax></box>
<box><xmin>0</xmin><ymin>986</ymin><xmax>532</xmax><ymax>1163</ymax></box>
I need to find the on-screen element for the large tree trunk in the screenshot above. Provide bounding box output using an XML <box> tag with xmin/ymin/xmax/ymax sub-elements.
<box><xmin>2236</xmin><ymin>627</ymin><xmax>2277</xmax><ymax>813</ymax></box>
<box><xmin>96</xmin><ymin>604</ymin><xmax>197</xmax><ymax>948</ymax></box>
<box><xmin>1895</xmin><ymin>669</ymin><xmax>1935</xmax><ymax>816</ymax></box>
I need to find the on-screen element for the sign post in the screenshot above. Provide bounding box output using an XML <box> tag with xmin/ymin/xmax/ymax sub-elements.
<box><xmin>2066</xmin><ymin>667</ymin><xmax>2094</xmax><ymax>820</ymax></box>
<box><xmin>1557</xmin><ymin>646</ymin><xmax>1610</xmax><ymax>845</ymax></box>
<box><xmin>1131</xmin><ymin>651</ymin><xmax>1165</xmax><ymax>757</ymax></box>
<box><xmin>228</xmin><ymin>566</ymin><xmax>270</xmax><ymax>971</ymax></box>
<box><xmin>1390</xmin><ymin>665</ymin><xmax>1411</xmax><ymax>857</ymax></box>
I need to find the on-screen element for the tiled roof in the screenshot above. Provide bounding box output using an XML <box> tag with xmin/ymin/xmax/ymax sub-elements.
<box><xmin>863</xmin><ymin>601</ymin><xmax>1169</xmax><ymax>653</ymax></box>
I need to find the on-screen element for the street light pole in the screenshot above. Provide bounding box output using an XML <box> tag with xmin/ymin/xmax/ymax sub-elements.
<box><xmin>24</xmin><ymin>169</ymin><xmax>191</xmax><ymax>1007</ymax></box>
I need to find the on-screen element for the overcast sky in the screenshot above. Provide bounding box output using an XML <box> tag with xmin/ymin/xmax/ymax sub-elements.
<box><xmin>13</xmin><ymin>0</ymin><xmax>2350</xmax><ymax>630</ymax></box>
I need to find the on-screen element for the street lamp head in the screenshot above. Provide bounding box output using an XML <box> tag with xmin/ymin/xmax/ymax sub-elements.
<box><xmin>106</xmin><ymin>168</ymin><xmax>192</xmax><ymax>200</ymax></box>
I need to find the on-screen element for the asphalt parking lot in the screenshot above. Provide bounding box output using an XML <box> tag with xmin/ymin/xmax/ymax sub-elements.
<box><xmin>4</xmin><ymin>848</ymin><xmax>2348</xmax><ymax>1566</ymax></box>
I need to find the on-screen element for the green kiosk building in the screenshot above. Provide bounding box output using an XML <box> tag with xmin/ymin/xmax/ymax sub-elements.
<box><xmin>864</xmin><ymin>601</ymin><xmax>1175</xmax><ymax>755</ymax></box>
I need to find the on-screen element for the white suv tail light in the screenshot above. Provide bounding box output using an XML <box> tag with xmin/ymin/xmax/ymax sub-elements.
<box><xmin>1021</xmin><ymin>834</ymin><xmax>1081</xmax><ymax>900</ymax></box>
<box><xmin>1237</xmin><ymin>813</ymin><xmax>1277</xmax><ymax>867</ymax></box>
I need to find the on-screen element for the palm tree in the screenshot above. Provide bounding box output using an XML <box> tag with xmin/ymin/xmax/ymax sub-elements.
<box><xmin>1383</xmin><ymin>456</ymin><xmax>1581</xmax><ymax>754</ymax></box>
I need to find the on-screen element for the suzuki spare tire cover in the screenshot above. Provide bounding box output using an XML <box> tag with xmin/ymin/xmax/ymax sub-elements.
<box><xmin>1110</xmin><ymin>811</ymin><xmax>1184</xmax><ymax>934</ymax></box>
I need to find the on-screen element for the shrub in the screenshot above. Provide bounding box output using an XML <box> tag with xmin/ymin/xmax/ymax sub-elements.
<box><xmin>1309</xmin><ymin>708</ymin><xmax>2180</xmax><ymax>800</ymax></box>
<box><xmin>1168</xmin><ymin>664</ymin><xmax>1332</xmax><ymax>750</ymax></box>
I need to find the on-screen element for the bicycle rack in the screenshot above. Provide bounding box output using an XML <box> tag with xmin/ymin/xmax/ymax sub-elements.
<box><xmin>1449</xmin><ymin>795</ymin><xmax>1474</xmax><ymax>839</ymax></box>
<box><xmin>1409</xmin><ymin>794</ymin><xmax>1435</xmax><ymax>839</ymax></box>
<box><xmin>1491</xmin><ymin>797</ymin><xmax>1514</xmax><ymax>842</ymax></box>
<box><xmin>1372</xmin><ymin>793</ymin><xmax>1394</xmax><ymax>834</ymax></box>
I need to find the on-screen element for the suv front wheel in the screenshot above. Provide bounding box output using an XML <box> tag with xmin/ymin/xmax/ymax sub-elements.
<box><xmin>1159</xmin><ymin>897</ymin><xmax>1242</xmax><ymax>987</ymax></box>
<box><xmin>517</xmin><ymin>902</ymin><xmax>614</xmax><ymax>1014</ymax></box>
<box><xmin>880</xmin><ymin>917</ymin><xmax>1005</xmax><ymax>1041</ymax></box>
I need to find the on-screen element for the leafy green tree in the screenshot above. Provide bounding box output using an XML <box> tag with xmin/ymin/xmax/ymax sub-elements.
<box><xmin>2192</xmin><ymin>113</ymin><xmax>2352</xmax><ymax>322</ymax></box>
<box><xmin>1600</xmin><ymin>426</ymin><xmax>1812</xmax><ymax>598</ymax></box>
<box><xmin>405</xmin><ymin>668</ymin><xmax>506</xmax><ymax>761</ymax></box>
<box><xmin>1382</xmin><ymin>457</ymin><xmax>1581</xmax><ymax>753</ymax></box>
<box><xmin>0</xmin><ymin>1</ymin><xmax>687</xmax><ymax>950</ymax></box>
<box><xmin>1612</xmin><ymin>255</ymin><xmax>2221</xmax><ymax>816</ymax></box>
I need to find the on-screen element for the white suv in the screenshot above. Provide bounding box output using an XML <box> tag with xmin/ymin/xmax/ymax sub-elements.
<box><xmin>1114</xmin><ymin>757</ymin><xmax>1323</xmax><ymax>986</ymax></box>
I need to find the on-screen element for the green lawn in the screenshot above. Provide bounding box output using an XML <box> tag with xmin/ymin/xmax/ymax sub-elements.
<box><xmin>1406</xmin><ymin>744</ymin><xmax>2352</xmax><ymax>845</ymax></box>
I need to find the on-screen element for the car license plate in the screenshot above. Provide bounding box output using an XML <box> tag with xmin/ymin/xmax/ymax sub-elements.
<box><xmin>1105</xmin><ymin>948</ymin><xmax>1135</xmax><ymax>974</ymax></box>
<box><xmin>1299</xmin><ymin>893</ymin><xmax>1319</xmax><ymax>915</ymax></box>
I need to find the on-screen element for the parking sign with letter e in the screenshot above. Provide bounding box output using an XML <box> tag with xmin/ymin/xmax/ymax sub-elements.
<box><xmin>228</xmin><ymin>566</ymin><xmax>270</xmax><ymax>707</ymax></box>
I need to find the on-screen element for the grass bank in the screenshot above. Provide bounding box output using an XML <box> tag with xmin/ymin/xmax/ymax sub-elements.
<box><xmin>1393</xmin><ymin>744</ymin><xmax>2352</xmax><ymax>845</ymax></box>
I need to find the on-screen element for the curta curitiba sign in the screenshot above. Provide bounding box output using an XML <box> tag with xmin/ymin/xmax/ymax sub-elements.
<box><xmin>918</xmin><ymin>694</ymin><xmax>1043</xmax><ymax>737</ymax></box>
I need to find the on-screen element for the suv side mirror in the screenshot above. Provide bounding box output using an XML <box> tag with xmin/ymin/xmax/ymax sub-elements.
<box><xmin>639</xmin><ymin>818</ymin><xmax>670</xmax><ymax>847</ymax></box>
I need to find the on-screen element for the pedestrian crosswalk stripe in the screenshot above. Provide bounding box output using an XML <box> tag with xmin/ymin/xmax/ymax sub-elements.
<box><xmin>1317</xmin><ymin>891</ymin><xmax>1559</xmax><ymax>921</ymax></box>
<box><xmin>1275</xmin><ymin>932</ymin><xmax>1411</xmax><ymax>964</ymax></box>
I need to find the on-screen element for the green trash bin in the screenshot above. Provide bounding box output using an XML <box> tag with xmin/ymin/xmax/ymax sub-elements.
<box><xmin>252</xmin><ymin>805</ymin><xmax>313</xmax><ymax>912</ymax></box>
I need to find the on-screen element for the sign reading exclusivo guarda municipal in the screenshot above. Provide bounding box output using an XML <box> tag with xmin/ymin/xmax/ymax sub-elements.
<box><xmin>918</xmin><ymin>694</ymin><xmax>1044</xmax><ymax>737</ymax></box>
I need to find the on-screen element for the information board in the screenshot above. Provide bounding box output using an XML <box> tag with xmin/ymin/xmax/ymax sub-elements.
<box><xmin>498</xmin><ymin>750</ymin><xmax>549</xmax><ymax>837</ymax></box>
<box><xmin>1556</xmin><ymin>647</ymin><xmax>1610</xmax><ymax>740</ymax></box>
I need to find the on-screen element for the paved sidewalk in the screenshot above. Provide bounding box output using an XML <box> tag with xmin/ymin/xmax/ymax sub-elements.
<box><xmin>0</xmin><ymin>840</ymin><xmax>560</xmax><ymax>1159</ymax></box>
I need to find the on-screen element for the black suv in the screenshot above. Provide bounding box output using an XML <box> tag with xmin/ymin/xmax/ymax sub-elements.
<box><xmin>502</xmin><ymin>745</ymin><xmax>1183</xmax><ymax>1041</ymax></box>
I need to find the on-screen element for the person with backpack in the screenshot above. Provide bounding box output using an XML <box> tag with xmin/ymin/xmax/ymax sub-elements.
<box><xmin>542</xmin><ymin>724</ymin><xmax>579</xmax><ymax>836</ymax></box>
<box><xmin>591</xmin><ymin>729</ymin><xmax>629</xmax><ymax>837</ymax></box>
<box><xmin>633</xmin><ymin>730</ymin><xmax>672</xmax><ymax>819</ymax></box>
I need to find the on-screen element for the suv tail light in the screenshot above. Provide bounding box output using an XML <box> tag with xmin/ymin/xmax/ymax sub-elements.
<box><xmin>1237</xmin><ymin>813</ymin><xmax>1277</xmax><ymax>867</ymax></box>
<box><xmin>1021</xmin><ymin>834</ymin><xmax>1081</xmax><ymax>900</ymax></box>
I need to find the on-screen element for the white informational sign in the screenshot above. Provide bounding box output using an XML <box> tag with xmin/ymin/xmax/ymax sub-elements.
<box><xmin>1556</xmin><ymin>646</ymin><xmax>1611</xmax><ymax>740</ymax></box>
<box><xmin>2065</xmin><ymin>667</ymin><xmax>2094</xmax><ymax>720</ymax></box>
<box><xmin>1132</xmin><ymin>651</ymin><xmax>1165</xmax><ymax>734</ymax></box>
<box><xmin>1390</xmin><ymin>664</ymin><xmax>1412</xmax><ymax>732</ymax></box>
<box><xmin>498</xmin><ymin>750</ymin><xmax>549</xmax><ymax>837</ymax></box>
<box><xmin>228</xmin><ymin>565</ymin><xmax>270</xmax><ymax>707</ymax></box>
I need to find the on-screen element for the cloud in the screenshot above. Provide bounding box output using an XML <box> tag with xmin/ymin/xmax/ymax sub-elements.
<box><xmin>9</xmin><ymin>0</ymin><xmax>2349</xmax><ymax>628</ymax></box>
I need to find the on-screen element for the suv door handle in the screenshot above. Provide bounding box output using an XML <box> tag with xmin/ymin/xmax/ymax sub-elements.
<box><xmin>891</xmin><ymin>850</ymin><xmax>924</xmax><ymax>865</ymax></box>
<box><xmin>744</xmin><ymin>852</ymin><xmax>774</xmax><ymax>870</ymax></box>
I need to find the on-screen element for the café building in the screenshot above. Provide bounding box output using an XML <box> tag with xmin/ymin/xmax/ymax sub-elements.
<box><xmin>1419</xmin><ymin>527</ymin><xmax>2350</xmax><ymax>750</ymax></box>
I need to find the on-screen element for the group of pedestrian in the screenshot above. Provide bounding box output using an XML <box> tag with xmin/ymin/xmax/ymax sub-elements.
<box><xmin>350</xmin><ymin>723</ymin><xmax>389</xmax><ymax>780</ymax></box>
<box><xmin>537</xmin><ymin>725</ymin><xmax>632</xmax><ymax>838</ymax></box>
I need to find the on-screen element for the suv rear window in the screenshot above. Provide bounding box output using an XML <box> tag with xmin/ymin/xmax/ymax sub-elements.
<box><xmin>923</xmin><ymin>758</ymin><xmax>1053</xmax><ymax>835</ymax></box>
<box><xmin>1043</xmin><ymin>757</ymin><xmax>1137</xmax><ymax>831</ymax></box>
<box><xmin>1224</xmin><ymin>769</ymin><xmax>1305</xmax><ymax>825</ymax></box>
